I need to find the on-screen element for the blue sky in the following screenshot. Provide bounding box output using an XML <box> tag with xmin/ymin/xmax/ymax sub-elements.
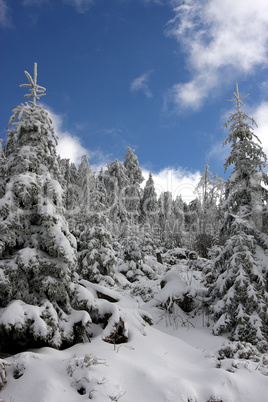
<box><xmin>1</xmin><ymin>0</ymin><xmax>268</xmax><ymax>201</ymax></box>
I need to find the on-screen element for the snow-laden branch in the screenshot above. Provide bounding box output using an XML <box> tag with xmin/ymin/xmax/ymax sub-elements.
<box><xmin>20</xmin><ymin>63</ymin><xmax>46</xmax><ymax>107</ymax></box>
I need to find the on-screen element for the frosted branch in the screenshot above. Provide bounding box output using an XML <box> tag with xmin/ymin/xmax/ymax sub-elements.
<box><xmin>20</xmin><ymin>63</ymin><xmax>46</xmax><ymax>107</ymax></box>
<box><xmin>227</xmin><ymin>83</ymin><xmax>249</xmax><ymax>112</ymax></box>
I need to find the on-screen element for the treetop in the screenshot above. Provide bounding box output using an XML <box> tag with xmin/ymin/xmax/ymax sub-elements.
<box><xmin>20</xmin><ymin>62</ymin><xmax>46</xmax><ymax>107</ymax></box>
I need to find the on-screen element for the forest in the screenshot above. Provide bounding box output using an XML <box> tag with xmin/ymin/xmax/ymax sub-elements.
<box><xmin>0</xmin><ymin>65</ymin><xmax>268</xmax><ymax>401</ymax></box>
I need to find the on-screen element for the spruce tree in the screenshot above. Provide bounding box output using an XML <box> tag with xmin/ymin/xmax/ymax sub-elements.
<box><xmin>104</xmin><ymin>159</ymin><xmax>129</xmax><ymax>229</ymax></box>
<box><xmin>95</xmin><ymin>168</ymin><xmax>108</xmax><ymax>212</ymax></box>
<box><xmin>123</xmin><ymin>147</ymin><xmax>144</xmax><ymax>185</ymax></box>
<box><xmin>0</xmin><ymin>64</ymin><xmax>91</xmax><ymax>353</ymax></box>
<box><xmin>194</xmin><ymin>163</ymin><xmax>224</xmax><ymax>256</ymax></box>
<box><xmin>0</xmin><ymin>140</ymin><xmax>5</xmax><ymax>198</ymax></box>
<box><xmin>158</xmin><ymin>191</ymin><xmax>174</xmax><ymax>246</ymax></box>
<box><xmin>77</xmin><ymin>211</ymin><xmax>117</xmax><ymax>285</ymax></box>
<box><xmin>59</xmin><ymin>157</ymin><xmax>80</xmax><ymax>213</ymax></box>
<box><xmin>76</xmin><ymin>157</ymin><xmax>116</xmax><ymax>284</ymax></box>
<box><xmin>195</xmin><ymin>161</ymin><xmax>224</xmax><ymax>235</ymax></box>
<box><xmin>78</xmin><ymin>155</ymin><xmax>95</xmax><ymax>210</ymax></box>
<box><xmin>209</xmin><ymin>84</ymin><xmax>268</xmax><ymax>346</ymax></box>
<box><xmin>172</xmin><ymin>195</ymin><xmax>185</xmax><ymax>247</ymax></box>
<box><xmin>123</xmin><ymin>147</ymin><xmax>144</xmax><ymax>224</ymax></box>
<box><xmin>140</xmin><ymin>172</ymin><xmax>158</xmax><ymax>225</ymax></box>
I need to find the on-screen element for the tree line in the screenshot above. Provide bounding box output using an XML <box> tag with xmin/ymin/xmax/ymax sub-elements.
<box><xmin>0</xmin><ymin>65</ymin><xmax>267</xmax><ymax>354</ymax></box>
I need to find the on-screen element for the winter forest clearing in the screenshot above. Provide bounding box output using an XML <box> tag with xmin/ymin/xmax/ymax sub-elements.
<box><xmin>0</xmin><ymin>64</ymin><xmax>268</xmax><ymax>401</ymax></box>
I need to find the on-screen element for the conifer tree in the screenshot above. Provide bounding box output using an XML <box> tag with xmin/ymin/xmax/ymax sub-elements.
<box><xmin>104</xmin><ymin>159</ymin><xmax>129</xmax><ymax>229</ymax></box>
<box><xmin>140</xmin><ymin>172</ymin><xmax>158</xmax><ymax>225</ymax></box>
<box><xmin>123</xmin><ymin>147</ymin><xmax>144</xmax><ymax>224</ymax></box>
<box><xmin>119</xmin><ymin>223</ymin><xmax>156</xmax><ymax>282</ymax></box>
<box><xmin>124</xmin><ymin>147</ymin><xmax>144</xmax><ymax>185</ymax></box>
<box><xmin>76</xmin><ymin>157</ymin><xmax>116</xmax><ymax>284</ymax></box>
<box><xmin>95</xmin><ymin>168</ymin><xmax>108</xmax><ymax>212</ymax></box>
<box><xmin>77</xmin><ymin>211</ymin><xmax>117</xmax><ymax>285</ymax></box>
<box><xmin>209</xmin><ymin>84</ymin><xmax>268</xmax><ymax>346</ymax></box>
<box><xmin>195</xmin><ymin>162</ymin><xmax>224</xmax><ymax>235</ymax></box>
<box><xmin>0</xmin><ymin>64</ymin><xmax>91</xmax><ymax>353</ymax></box>
<box><xmin>172</xmin><ymin>195</ymin><xmax>185</xmax><ymax>247</ymax></box>
<box><xmin>158</xmin><ymin>191</ymin><xmax>179</xmax><ymax>248</ymax></box>
<box><xmin>222</xmin><ymin>85</ymin><xmax>268</xmax><ymax>235</ymax></box>
<box><xmin>0</xmin><ymin>139</ymin><xmax>4</xmax><ymax>159</ymax></box>
<box><xmin>183</xmin><ymin>198</ymin><xmax>201</xmax><ymax>249</ymax></box>
<box><xmin>78</xmin><ymin>155</ymin><xmax>95</xmax><ymax>211</ymax></box>
<box><xmin>194</xmin><ymin>163</ymin><xmax>224</xmax><ymax>256</ymax></box>
<box><xmin>0</xmin><ymin>140</ymin><xmax>5</xmax><ymax>198</ymax></box>
<box><xmin>59</xmin><ymin>157</ymin><xmax>80</xmax><ymax>213</ymax></box>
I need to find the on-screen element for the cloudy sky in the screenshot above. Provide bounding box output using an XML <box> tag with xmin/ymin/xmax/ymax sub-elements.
<box><xmin>0</xmin><ymin>0</ymin><xmax>267</xmax><ymax>201</ymax></box>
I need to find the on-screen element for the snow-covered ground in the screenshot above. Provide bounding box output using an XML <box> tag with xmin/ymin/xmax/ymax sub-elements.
<box><xmin>1</xmin><ymin>261</ymin><xmax>268</xmax><ymax>402</ymax></box>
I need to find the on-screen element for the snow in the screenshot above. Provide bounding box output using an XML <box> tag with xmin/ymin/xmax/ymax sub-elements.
<box><xmin>1</xmin><ymin>324</ymin><xmax>268</xmax><ymax>402</ymax></box>
<box><xmin>1</xmin><ymin>272</ymin><xmax>268</xmax><ymax>402</ymax></box>
<box><xmin>3</xmin><ymin>72</ymin><xmax>268</xmax><ymax>402</ymax></box>
<box><xmin>0</xmin><ymin>300</ymin><xmax>50</xmax><ymax>338</ymax></box>
<box><xmin>80</xmin><ymin>280</ymin><xmax>121</xmax><ymax>302</ymax></box>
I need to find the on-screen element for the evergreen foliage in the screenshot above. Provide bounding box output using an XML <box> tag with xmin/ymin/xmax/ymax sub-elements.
<box><xmin>78</xmin><ymin>155</ymin><xmax>95</xmax><ymax>211</ymax></box>
<box><xmin>2</xmin><ymin>66</ymin><xmax>268</xmax><ymax>358</ymax></box>
<box><xmin>0</xmin><ymin>64</ymin><xmax>91</xmax><ymax>353</ymax></box>
<box><xmin>195</xmin><ymin>161</ymin><xmax>224</xmax><ymax>236</ymax></box>
<box><xmin>140</xmin><ymin>172</ymin><xmax>158</xmax><ymax>225</ymax></box>
<box><xmin>211</xmin><ymin>224</ymin><xmax>268</xmax><ymax>344</ymax></box>
<box><xmin>104</xmin><ymin>159</ymin><xmax>129</xmax><ymax>227</ymax></box>
<box><xmin>123</xmin><ymin>147</ymin><xmax>144</xmax><ymax>224</ymax></box>
<box><xmin>60</xmin><ymin>158</ymin><xmax>80</xmax><ymax>212</ymax></box>
<box><xmin>77</xmin><ymin>212</ymin><xmax>117</xmax><ymax>284</ymax></box>
<box><xmin>209</xmin><ymin>84</ymin><xmax>268</xmax><ymax>346</ymax></box>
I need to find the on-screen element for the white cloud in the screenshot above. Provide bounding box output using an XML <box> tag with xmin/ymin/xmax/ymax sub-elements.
<box><xmin>48</xmin><ymin>108</ymin><xmax>112</xmax><ymax>169</ymax></box>
<box><xmin>250</xmin><ymin>101</ymin><xmax>268</xmax><ymax>159</ymax></box>
<box><xmin>130</xmin><ymin>71</ymin><xmax>153</xmax><ymax>98</ymax></box>
<box><xmin>56</xmin><ymin>133</ymin><xmax>88</xmax><ymax>165</ymax></box>
<box><xmin>167</xmin><ymin>0</ymin><xmax>268</xmax><ymax>110</ymax></box>
<box><xmin>142</xmin><ymin>167</ymin><xmax>200</xmax><ymax>203</ymax></box>
<box><xmin>49</xmin><ymin>111</ymin><xmax>88</xmax><ymax>164</ymax></box>
<box><xmin>0</xmin><ymin>0</ymin><xmax>12</xmax><ymax>28</ymax></box>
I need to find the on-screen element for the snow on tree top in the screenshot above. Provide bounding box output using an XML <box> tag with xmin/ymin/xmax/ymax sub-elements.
<box><xmin>6</xmin><ymin>63</ymin><xmax>58</xmax><ymax>145</ymax></box>
<box><xmin>227</xmin><ymin>83</ymin><xmax>248</xmax><ymax>112</ymax></box>
<box><xmin>20</xmin><ymin>63</ymin><xmax>46</xmax><ymax>107</ymax></box>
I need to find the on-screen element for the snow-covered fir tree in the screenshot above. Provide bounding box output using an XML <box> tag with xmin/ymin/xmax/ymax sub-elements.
<box><xmin>0</xmin><ymin>140</ymin><xmax>5</xmax><ymax>199</ymax></box>
<box><xmin>104</xmin><ymin>159</ymin><xmax>129</xmax><ymax>231</ymax></box>
<box><xmin>195</xmin><ymin>161</ymin><xmax>224</xmax><ymax>236</ymax></box>
<box><xmin>222</xmin><ymin>85</ymin><xmax>268</xmax><ymax>235</ymax></box>
<box><xmin>140</xmin><ymin>172</ymin><xmax>158</xmax><ymax>226</ymax></box>
<box><xmin>58</xmin><ymin>157</ymin><xmax>80</xmax><ymax>213</ymax></box>
<box><xmin>158</xmin><ymin>191</ymin><xmax>174</xmax><ymax>247</ymax></box>
<box><xmin>209</xmin><ymin>84</ymin><xmax>268</xmax><ymax>346</ymax></box>
<box><xmin>194</xmin><ymin>162</ymin><xmax>224</xmax><ymax>256</ymax></box>
<box><xmin>95</xmin><ymin>168</ymin><xmax>108</xmax><ymax>212</ymax></box>
<box><xmin>76</xmin><ymin>157</ymin><xmax>117</xmax><ymax>284</ymax></box>
<box><xmin>119</xmin><ymin>223</ymin><xmax>157</xmax><ymax>282</ymax></box>
<box><xmin>183</xmin><ymin>198</ymin><xmax>201</xmax><ymax>249</ymax></box>
<box><xmin>172</xmin><ymin>195</ymin><xmax>185</xmax><ymax>247</ymax></box>
<box><xmin>0</xmin><ymin>64</ymin><xmax>91</xmax><ymax>353</ymax></box>
<box><xmin>123</xmin><ymin>147</ymin><xmax>144</xmax><ymax>186</ymax></box>
<box><xmin>123</xmin><ymin>147</ymin><xmax>144</xmax><ymax>224</ymax></box>
<box><xmin>58</xmin><ymin>157</ymin><xmax>80</xmax><ymax>236</ymax></box>
<box><xmin>0</xmin><ymin>139</ymin><xmax>4</xmax><ymax>159</ymax></box>
<box><xmin>78</xmin><ymin>155</ymin><xmax>95</xmax><ymax>211</ymax></box>
<box><xmin>77</xmin><ymin>211</ymin><xmax>117</xmax><ymax>285</ymax></box>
